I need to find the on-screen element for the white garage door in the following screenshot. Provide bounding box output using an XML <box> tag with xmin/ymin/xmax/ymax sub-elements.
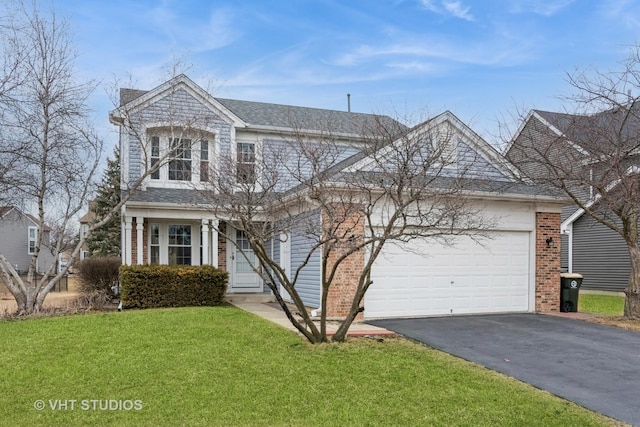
<box><xmin>365</xmin><ymin>231</ymin><xmax>531</xmax><ymax>318</ymax></box>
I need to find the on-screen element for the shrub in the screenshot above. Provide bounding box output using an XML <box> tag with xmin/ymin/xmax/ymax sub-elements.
<box><xmin>76</xmin><ymin>257</ymin><xmax>121</xmax><ymax>298</ymax></box>
<box><xmin>119</xmin><ymin>265</ymin><xmax>228</xmax><ymax>309</ymax></box>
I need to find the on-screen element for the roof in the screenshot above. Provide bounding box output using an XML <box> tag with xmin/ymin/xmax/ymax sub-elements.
<box><xmin>117</xmin><ymin>75</ymin><xmax>405</xmax><ymax>136</ymax></box>
<box><xmin>215</xmin><ymin>97</ymin><xmax>404</xmax><ymax>135</ymax></box>
<box><xmin>0</xmin><ymin>206</ymin><xmax>52</xmax><ymax>231</ymax></box>
<box><xmin>0</xmin><ymin>206</ymin><xmax>14</xmax><ymax>217</ymax></box>
<box><xmin>532</xmin><ymin>103</ymin><xmax>640</xmax><ymax>154</ymax></box>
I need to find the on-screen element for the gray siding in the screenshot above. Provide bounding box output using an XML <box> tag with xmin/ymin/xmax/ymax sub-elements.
<box><xmin>573</xmin><ymin>214</ymin><xmax>629</xmax><ymax>292</ymax></box>
<box><xmin>290</xmin><ymin>210</ymin><xmax>321</xmax><ymax>308</ymax></box>
<box><xmin>262</xmin><ymin>139</ymin><xmax>361</xmax><ymax>192</ymax></box>
<box><xmin>0</xmin><ymin>209</ymin><xmax>55</xmax><ymax>273</ymax></box>
<box><xmin>456</xmin><ymin>141</ymin><xmax>510</xmax><ymax>181</ymax></box>
<box><xmin>125</xmin><ymin>88</ymin><xmax>233</xmax><ymax>183</ymax></box>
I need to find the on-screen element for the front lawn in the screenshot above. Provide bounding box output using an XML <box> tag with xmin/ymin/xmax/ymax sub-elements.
<box><xmin>0</xmin><ymin>307</ymin><xmax>615</xmax><ymax>426</ymax></box>
<box><xmin>579</xmin><ymin>293</ymin><xmax>625</xmax><ymax>316</ymax></box>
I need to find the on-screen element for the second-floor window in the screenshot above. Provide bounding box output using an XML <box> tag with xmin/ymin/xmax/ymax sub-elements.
<box><xmin>147</xmin><ymin>133</ymin><xmax>212</xmax><ymax>184</ymax></box>
<box><xmin>28</xmin><ymin>226</ymin><xmax>37</xmax><ymax>254</ymax></box>
<box><xmin>169</xmin><ymin>138</ymin><xmax>192</xmax><ymax>181</ymax></box>
<box><xmin>151</xmin><ymin>136</ymin><xmax>160</xmax><ymax>180</ymax></box>
<box><xmin>237</xmin><ymin>142</ymin><xmax>256</xmax><ymax>184</ymax></box>
<box><xmin>200</xmin><ymin>140</ymin><xmax>209</xmax><ymax>182</ymax></box>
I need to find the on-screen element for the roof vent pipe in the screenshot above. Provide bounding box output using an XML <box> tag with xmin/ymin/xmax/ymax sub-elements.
<box><xmin>347</xmin><ymin>93</ymin><xmax>351</xmax><ymax>112</ymax></box>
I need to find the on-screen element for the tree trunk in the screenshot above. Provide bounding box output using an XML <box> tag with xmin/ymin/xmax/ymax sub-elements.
<box><xmin>625</xmin><ymin>245</ymin><xmax>640</xmax><ymax>318</ymax></box>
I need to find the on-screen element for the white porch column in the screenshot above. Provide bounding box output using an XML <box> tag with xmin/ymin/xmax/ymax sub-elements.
<box><xmin>201</xmin><ymin>219</ymin><xmax>210</xmax><ymax>265</ymax></box>
<box><xmin>124</xmin><ymin>216</ymin><xmax>133</xmax><ymax>266</ymax></box>
<box><xmin>136</xmin><ymin>216</ymin><xmax>144</xmax><ymax>265</ymax></box>
<box><xmin>121</xmin><ymin>218</ymin><xmax>126</xmax><ymax>264</ymax></box>
<box><xmin>211</xmin><ymin>219</ymin><xmax>219</xmax><ymax>268</ymax></box>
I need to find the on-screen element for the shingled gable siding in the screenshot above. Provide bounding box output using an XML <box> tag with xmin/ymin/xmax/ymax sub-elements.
<box><xmin>126</xmin><ymin>88</ymin><xmax>233</xmax><ymax>182</ymax></box>
<box><xmin>535</xmin><ymin>212</ymin><xmax>561</xmax><ymax>312</ymax></box>
<box><xmin>457</xmin><ymin>141</ymin><xmax>511</xmax><ymax>181</ymax></box>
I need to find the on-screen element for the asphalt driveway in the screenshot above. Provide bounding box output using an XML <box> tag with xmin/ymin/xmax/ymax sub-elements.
<box><xmin>369</xmin><ymin>314</ymin><xmax>640</xmax><ymax>425</ymax></box>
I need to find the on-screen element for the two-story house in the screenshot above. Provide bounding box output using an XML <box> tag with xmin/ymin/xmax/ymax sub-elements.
<box><xmin>110</xmin><ymin>74</ymin><xmax>566</xmax><ymax>319</ymax></box>
<box><xmin>506</xmin><ymin>108</ymin><xmax>638</xmax><ymax>293</ymax></box>
<box><xmin>0</xmin><ymin>206</ymin><xmax>55</xmax><ymax>275</ymax></box>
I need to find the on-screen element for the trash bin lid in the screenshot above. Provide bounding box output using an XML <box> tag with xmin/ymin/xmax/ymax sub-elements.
<box><xmin>560</xmin><ymin>273</ymin><xmax>583</xmax><ymax>279</ymax></box>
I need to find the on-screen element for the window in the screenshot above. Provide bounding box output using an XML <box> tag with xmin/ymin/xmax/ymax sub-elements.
<box><xmin>168</xmin><ymin>225</ymin><xmax>191</xmax><ymax>265</ymax></box>
<box><xmin>151</xmin><ymin>136</ymin><xmax>160</xmax><ymax>180</ymax></box>
<box><xmin>28</xmin><ymin>226</ymin><xmax>37</xmax><ymax>254</ymax></box>
<box><xmin>150</xmin><ymin>223</ymin><xmax>160</xmax><ymax>264</ymax></box>
<box><xmin>80</xmin><ymin>224</ymin><xmax>89</xmax><ymax>239</ymax></box>
<box><xmin>237</xmin><ymin>142</ymin><xmax>256</xmax><ymax>184</ymax></box>
<box><xmin>169</xmin><ymin>138</ymin><xmax>192</xmax><ymax>181</ymax></box>
<box><xmin>200</xmin><ymin>140</ymin><xmax>209</xmax><ymax>182</ymax></box>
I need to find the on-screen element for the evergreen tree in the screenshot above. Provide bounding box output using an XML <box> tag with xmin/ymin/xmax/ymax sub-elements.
<box><xmin>86</xmin><ymin>147</ymin><xmax>121</xmax><ymax>257</ymax></box>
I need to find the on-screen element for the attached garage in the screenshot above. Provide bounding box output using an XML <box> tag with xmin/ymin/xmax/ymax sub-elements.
<box><xmin>365</xmin><ymin>231</ymin><xmax>532</xmax><ymax>319</ymax></box>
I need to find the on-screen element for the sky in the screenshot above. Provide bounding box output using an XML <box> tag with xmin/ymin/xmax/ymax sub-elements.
<box><xmin>36</xmin><ymin>0</ymin><xmax>640</xmax><ymax>151</ymax></box>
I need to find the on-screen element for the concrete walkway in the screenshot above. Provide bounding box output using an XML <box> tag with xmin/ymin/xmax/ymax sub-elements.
<box><xmin>229</xmin><ymin>299</ymin><xmax>395</xmax><ymax>337</ymax></box>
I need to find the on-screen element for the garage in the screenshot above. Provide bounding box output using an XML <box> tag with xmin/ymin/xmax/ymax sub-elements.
<box><xmin>364</xmin><ymin>231</ymin><xmax>531</xmax><ymax>318</ymax></box>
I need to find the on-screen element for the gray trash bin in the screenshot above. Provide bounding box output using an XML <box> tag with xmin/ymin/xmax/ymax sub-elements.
<box><xmin>560</xmin><ymin>273</ymin><xmax>583</xmax><ymax>312</ymax></box>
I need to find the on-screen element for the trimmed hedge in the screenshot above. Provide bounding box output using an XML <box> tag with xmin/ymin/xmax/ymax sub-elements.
<box><xmin>119</xmin><ymin>265</ymin><xmax>228</xmax><ymax>309</ymax></box>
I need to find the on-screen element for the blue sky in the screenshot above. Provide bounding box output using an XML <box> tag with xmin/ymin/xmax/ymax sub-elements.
<box><xmin>47</xmin><ymin>0</ymin><xmax>640</xmax><ymax>150</ymax></box>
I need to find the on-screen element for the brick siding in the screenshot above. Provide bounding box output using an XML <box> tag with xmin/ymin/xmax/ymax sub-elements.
<box><xmin>324</xmin><ymin>207</ymin><xmax>365</xmax><ymax>318</ymax></box>
<box><xmin>535</xmin><ymin>212</ymin><xmax>561</xmax><ymax>312</ymax></box>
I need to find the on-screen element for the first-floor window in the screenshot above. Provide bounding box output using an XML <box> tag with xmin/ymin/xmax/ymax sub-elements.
<box><xmin>28</xmin><ymin>226</ymin><xmax>37</xmax><ymax>254</ymax></box>
<box><xmin>150</xmin><ymin>223</ymin><xmax>160</xmax><ymax>264</ymax></box>
<box><xmin>168</xmin><ymin>224</ymin><xmax>191</xmax><ymax>265</ymax></box>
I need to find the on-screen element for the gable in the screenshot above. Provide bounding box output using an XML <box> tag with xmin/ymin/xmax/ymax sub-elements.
<box><xmin>346</xmin><ymin>111</ymin><xmax>518</xmax><ymax>182</ymax></box>
<box><xmin>110</xmin><ymin>74</ymin><xmax>245</xmax><ymax>128</ymax></box>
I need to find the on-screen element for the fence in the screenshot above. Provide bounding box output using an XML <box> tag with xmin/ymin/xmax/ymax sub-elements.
<box><xmin>0</xmin><ymin>274</ymin><xmax>69</xmax><ymax>294</ymax></box>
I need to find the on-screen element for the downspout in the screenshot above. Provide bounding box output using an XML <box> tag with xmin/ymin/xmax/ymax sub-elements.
<box><xmin>562</xmin><ymin>223</ymin><xmax>573</xmax><ymax>273</ymax></box>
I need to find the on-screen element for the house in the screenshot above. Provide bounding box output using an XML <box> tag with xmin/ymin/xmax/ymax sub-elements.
<box><xmin>78</xmin><ymin>202</ymin><xmax>96</xmax><ymax>261</ymax></box>
<box><xmin>110</xmin><ymin>74</ymin><xmax>566</xmax><ymax>319</ymax></box>
<box><xmin>0</xmin><ymin>206</ymin><xmax>55</xmax><ymax>274</ymax></box>
<box><xmin>505</xmin><ymin>109</ymin><xmax>634</xmax><ymax>293</ymax></box>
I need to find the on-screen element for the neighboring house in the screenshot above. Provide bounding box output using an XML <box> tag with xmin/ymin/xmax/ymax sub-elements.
<box><xmin>505</xmin><ymin>109</ymin><xmax>632</xmax><ymax>292</ymax></box>
<box><xmin>0</xmin><ymin>206</ymin><xmax>56</xmax><ymax>274</ymax></box>
<box><xmin>78</xmin><ymin>202</ymin><xmax>96</xmax><ymax>261</ymax></box>
<box><xmin>110</xmin><ymin>74</ymin><xmax>565</xmax><ymax>319</ymax></box>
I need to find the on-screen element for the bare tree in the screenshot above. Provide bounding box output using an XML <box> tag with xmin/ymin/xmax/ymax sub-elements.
<box><xmin>506</xmin><ymin>46</ymin><xmax>640</xmax><ymax>317</ymax></box>
<box><xmin>207</xmin><ymin>113</ymin><xmax>496</xmax><ymax>343</ymax></box>
<box><xmin>0</xmin><ymin>2</ymin><xmax>205</xmax><ymax>314</ymax></box>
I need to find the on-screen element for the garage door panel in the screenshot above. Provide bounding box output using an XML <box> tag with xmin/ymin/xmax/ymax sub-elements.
<box><xmin>365</xmin><ymin>231</ymin><xmax>531</xmax><ymax>318</ymax></box>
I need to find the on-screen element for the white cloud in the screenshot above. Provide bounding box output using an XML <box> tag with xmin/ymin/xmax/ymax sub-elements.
<box><xmin>509</xmin><ymin>0</ymin><xmax>575</xmax><ymax>16</ymax></box>
<box><xmin>443</xmin><ymin>1</ymin><xmax>474</xmax><ymax>21</ymax></box>
<box><xmin>420</xmin><ymin>0</ymin><xmax>474</xmax><ymax>21</ymax></box>
<box><xmin>147</xmin><ymin>4</ymin><xmax>239</xmax><ymax>52</ymax></box>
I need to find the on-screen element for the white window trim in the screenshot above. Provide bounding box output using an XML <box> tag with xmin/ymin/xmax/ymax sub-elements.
<box><xmin>27</xmin><ymin>226</ymin><xmax>38</xmax><ymax>255</ymax></box>
<box><xmin>143</xmin><ymin>128</ymin><xmax>218</xmax><ymax>190</ymax></box>
<box><xmin>147</xmin><ymin>221</ymin><xmax>201</xmax><ymax>266</ymax></box>
<box><xmin>233</xmin><ymin>139</ymin><xmax>262</xmax><ymax>190</ymax></box>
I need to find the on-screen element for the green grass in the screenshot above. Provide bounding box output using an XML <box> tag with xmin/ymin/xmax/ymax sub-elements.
<box><xmin>579</xmin><ymin>293</ymin><xmax>625</xmax><ymax>316</ymax></box>
<box><xmin>0</xmin><ymin>307</ymin><xmax>616</xmax><ymax>426</ymax></box>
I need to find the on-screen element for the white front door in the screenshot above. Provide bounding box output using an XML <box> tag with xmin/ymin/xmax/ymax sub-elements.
<box><xmin>228</xmin><ymin>228</ymin><xmax>261</xmax><ymax>292</ymax></box>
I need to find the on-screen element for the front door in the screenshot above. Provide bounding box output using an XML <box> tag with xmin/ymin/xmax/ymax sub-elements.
<box><xmin>229</xmin><ymin>228</ymin><xmax>261</xmax><ymax>292</ymax></box>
